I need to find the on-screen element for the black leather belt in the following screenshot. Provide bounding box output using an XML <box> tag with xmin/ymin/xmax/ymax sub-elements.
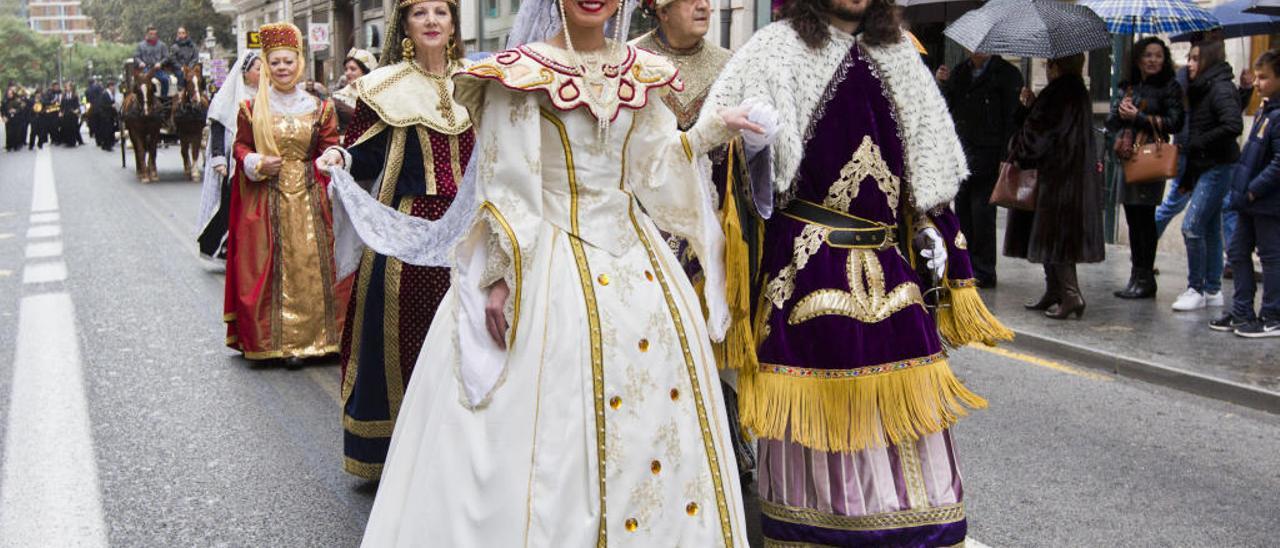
<box><xmin>780</xmin><ymin>199</ymin><xmax>897</xmax><ymax>250</ymax></box>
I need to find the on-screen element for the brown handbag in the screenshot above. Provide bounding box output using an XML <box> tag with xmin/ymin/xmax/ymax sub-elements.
<box><xmin>989</xmin><ymin>159</ymin><xmax>1038</xmax><ymax>211</ymax></box>
<box><xmin>1122</xmin><ymin>118</ymin><xmax>1179</xmax><ymax>185</ymax></box>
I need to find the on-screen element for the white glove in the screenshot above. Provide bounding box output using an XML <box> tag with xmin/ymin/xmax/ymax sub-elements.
<box><xmin>741</xmin><ymin>97</ymin><xmax>779</xmax><ymax>157</ymax></box>
<box><xmin>918</xmin><ymin>227</ymin><xmax>948</xmax><ymax>281</ymax></box>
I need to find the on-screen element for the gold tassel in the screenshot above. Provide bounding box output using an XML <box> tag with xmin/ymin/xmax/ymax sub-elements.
<box><xmin>936</xmin><ymin>283</ymin><xmax>1014</xmax><ymax>348</ymax></box>
<box><xmin>713</xmin><ymin>142</ymin><xmax>759</xmax><ymax>371</ymax></box>
<box><xmin>737</xmin><ymin>357</ymin><xmax>986</xmax><ymax>453</ymax></box>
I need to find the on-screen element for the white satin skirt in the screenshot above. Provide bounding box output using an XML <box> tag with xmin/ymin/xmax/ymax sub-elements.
<box><xmin>360</xmin><ymin>216</ymin><xmax>748</xmax><ymax>547</ymax></box>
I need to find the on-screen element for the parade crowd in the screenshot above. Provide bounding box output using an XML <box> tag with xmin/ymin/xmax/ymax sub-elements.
<box><xmin>2</xmin><ymin>0</ymin><xmax>1278</xmax><ymax>546</ymax></box>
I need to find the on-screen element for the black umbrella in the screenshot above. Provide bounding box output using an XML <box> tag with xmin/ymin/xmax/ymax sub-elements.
<box><xmin>944</xmin><ymin>0</ymin><xmax>1112</xmax><ymax>58</ymax></box>
<box><xmin>1246</xmin><ymin>0</ymin><xmax>1280</xmax><ymax>16</ymax></box>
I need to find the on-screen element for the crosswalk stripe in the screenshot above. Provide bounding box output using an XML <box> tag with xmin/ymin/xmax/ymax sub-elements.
<box><xmin>30</xmin><ymin>148</ymin><xmax>58</xmax><ymax>213</ymax></box>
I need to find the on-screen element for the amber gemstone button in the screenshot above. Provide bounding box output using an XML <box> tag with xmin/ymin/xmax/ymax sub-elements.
<box><xmin>597</xmin><ymin>274</ymin><xmax>610</xmax><ymax>286</ymax></box>
<box><xmin>609</xmin><ymin>396</ymin><xmax>622</xmax><ymax>409</ymax></box>
<box><xmin>625</xmin><ymin>518</ymin><xmax>638</xmax><ymax>532</ymax></box>
<box><xmin>650</xmin><ymin>460</ymin><xmax>662</xmax><ymax>474</ymax></box>
<box><xmin>644</xmin><ymin>270</ymin><xmax>654</xmax><ymax>281</ymax></box>
<box><xmin>686</xmin><ymin>502</ymin><xmax>699</xmax><ymax>516</ymax></box>
<box><xmin>638</xmin><ymin>338</ymin><xmax>650</xmax><ymax>352</ymax></box>
<box><xmin>670</xmin><ymin>388</ymin><xmax>680</xmax><ymax>400</ymax></box>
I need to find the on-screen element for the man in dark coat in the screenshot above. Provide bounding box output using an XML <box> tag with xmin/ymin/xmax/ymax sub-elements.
<box><xmin>88</xmin><ymin>79</ymin><xmax>118</xmax><ymax>151</ymax></box>
<box><xmin>37</xmin><ymin>83</ymin><xmax>61</xmax><ymax>148</ymax></box>
<box><xmin>938</xmin><ymin>52</ymin><xmax>1024</xmax><ymax>288</ymax></box>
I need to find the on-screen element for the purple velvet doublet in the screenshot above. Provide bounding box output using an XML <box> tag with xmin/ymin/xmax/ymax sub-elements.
<box><xmin>756</xmin><ymin>47</ymin><xmax>943</xmax><ymax>380</ymax></box>
<box><xmin>752</xmin><ymin>43</ymin><xmax>968</xmax><ymax>548</ymax></box>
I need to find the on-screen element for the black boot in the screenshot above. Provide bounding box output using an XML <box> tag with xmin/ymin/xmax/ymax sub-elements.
<box><xmin>1025</xmin><ymin>264</ymin><xmax>1060</xmax><ymax>310</ymax></box>
<box><xmin>1113</xmin><ymin>270</ymin><xmax>1139</xmax><ymax>299</ymax></box>
<box><xmin>1115</xmin><ymin>267</ymin><xmax>1157</xmax><ymax>299</ymax></box>
<box><xmin>1046</xmin><ymin>264</ymin><xmax>1086</xmax><ymax>320</ymax></box>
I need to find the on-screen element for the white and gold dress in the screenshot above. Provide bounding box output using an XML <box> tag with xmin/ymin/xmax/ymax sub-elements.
<box><xmin>360</xmin><ymin>43</ymin><xmax>749</xmax><ymax>547</ymax></box>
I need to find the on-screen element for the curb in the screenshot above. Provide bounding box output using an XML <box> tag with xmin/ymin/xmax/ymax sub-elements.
<box><xmin>1004</xmin><ymin>329</ymin><xmax>1280</xmax><ymax>415</ymax></box>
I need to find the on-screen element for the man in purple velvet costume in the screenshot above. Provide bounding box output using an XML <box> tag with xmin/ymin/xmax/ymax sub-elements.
<box><xmin>704</xmin><ymin>0</ymin><xmax>1012</xmax><ymax>545</ymax></box>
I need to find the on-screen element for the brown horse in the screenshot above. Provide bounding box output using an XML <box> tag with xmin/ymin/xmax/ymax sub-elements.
<box><xmin>175</xmin><ymin>64</ymin><xmax>209</xmax><ymax>181</ymax></box>
<box><xmin>121</xmin><ymin>65</ymin><xmax>163</xmax><ymax>182</ymax></box>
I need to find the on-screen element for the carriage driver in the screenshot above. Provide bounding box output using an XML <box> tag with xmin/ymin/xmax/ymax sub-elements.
<box><xmin>135</xmin><ymin>25</ymin><xmax>173</xmax><ymax>96</ymax></box>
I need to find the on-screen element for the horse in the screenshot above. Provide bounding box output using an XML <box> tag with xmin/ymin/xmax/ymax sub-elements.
<box><xmin>175</xmin><ymin>64</ymin><xmax>209</xmax><ymax>181</ymax></box>
<box><xmin>121</xmin><ymin>64</ymin><xmax>164</xmax><ymax>182</ymax></box>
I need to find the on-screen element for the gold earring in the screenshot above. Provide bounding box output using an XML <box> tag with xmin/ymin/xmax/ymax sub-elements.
<box><xmin>401</xmin><ymin>37</ymin><xmax>415</xmax><ymax>61</ymax></box>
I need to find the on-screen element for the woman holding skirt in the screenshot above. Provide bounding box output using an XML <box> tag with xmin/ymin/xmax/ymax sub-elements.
<box><xmin>348</xmin><ymin>0</ymin><xmax>775</xmax><ymax>544</ymax></box>
<box><xmin>318</xmin><ymin>0</ymin><xmax>475</xmax><ymax>480</ymax></box>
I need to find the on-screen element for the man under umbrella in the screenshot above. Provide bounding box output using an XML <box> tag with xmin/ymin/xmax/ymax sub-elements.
<box><xmin>937</xmin><ymin>49</ymin><xmax>1023</xmax><ymax>288</ymax></box>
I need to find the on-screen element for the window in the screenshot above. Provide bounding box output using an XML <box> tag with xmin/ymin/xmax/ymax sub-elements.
<box><xmin>510</xmin><ymin>0</ymin><xmax>519</xmax><ymax>14</ymax></box>
<box><xmin>487</xmin><ymin>0</ymin><xmax>497</xmax><ymax>17</ymax></box>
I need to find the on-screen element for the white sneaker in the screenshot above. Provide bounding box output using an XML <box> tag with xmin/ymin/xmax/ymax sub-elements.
<box><xmin>1172</xmin><ymin>288</ymin><xmax>1207</xmax><ymax>311</ymax></box>
<box><xmin>1205</xmin><ymin>291</ymin><xmax>1225</xmax><ymax>307</ymax></box>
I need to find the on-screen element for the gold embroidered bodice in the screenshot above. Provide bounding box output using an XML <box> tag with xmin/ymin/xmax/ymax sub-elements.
<box><xmin>274</xmin><ymin>111</ymin><xmax>315</xmax><ymax>193</ymax></box>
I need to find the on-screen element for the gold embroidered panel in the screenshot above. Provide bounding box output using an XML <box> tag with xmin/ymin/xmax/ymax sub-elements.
<box><xmin>760</xmin><ymin>499</ymin><xmax>965</xmax><ymax>532</ymax></box>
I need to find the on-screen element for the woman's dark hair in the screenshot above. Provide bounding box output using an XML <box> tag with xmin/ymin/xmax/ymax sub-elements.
<box><xmin>1255</xmin><ymin>48</ymin><xmax>1280</xmax><ymax>76</ymax></box>
<box><xmin>345</xmin><ymin>57</ymin><xmax>371</xmax><ymax>76</ymax></box>
<box><xmin>780</xmin><ymin>0</ymin><xmax>901</xmax><ymax>50</ymax></box>
<box><xmin>1194</xmin><ymin>38</ymin><xmax>1227</xmax><ymax>78</ymax></box>
<box><xmin>1128</xmin><ymin>36</ymin><xmax>1174</xmax><ymax>85</ymax></box>
<box><xmin>385</xmin><ymin>1</ymin><xmax>466</xmax><ymax>64</ymax></box>
<box><xmin>1048</xmin><ymin>53</ymin><xmax>1085</xmax><ymax>77</ymax></box>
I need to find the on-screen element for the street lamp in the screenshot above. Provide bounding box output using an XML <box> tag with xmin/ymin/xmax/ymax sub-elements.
<box><xmin>204</xmin><ymin>26</ymin><xmax>218</xmax><ymax>57</ymax></box>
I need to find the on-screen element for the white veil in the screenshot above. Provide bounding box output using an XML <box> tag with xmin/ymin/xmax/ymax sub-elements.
<box><xmin>507</xmin><ymin>0</ymin><xmax>636</xmax><ymax>49</ymax></box>
<box><xmin>196</xmin><ymin>52</ymin><xmax>258</xmax><ymax>238</ymax></box>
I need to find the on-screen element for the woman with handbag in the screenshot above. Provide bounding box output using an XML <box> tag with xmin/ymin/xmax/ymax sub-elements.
<box><xmin>1003</xmin><ymin>54</ymin><xmax>1106</xmax><ymax>319</ymax></box>
<box><xmin>1172</xmin><ymin>39</ymin><xmax>1244</xmax><ymax>312</ymax></box>
<box><xmin>1107</xmin><ymin>37</ymin><xmax>1184</xmax><ymax>300</ymax></box>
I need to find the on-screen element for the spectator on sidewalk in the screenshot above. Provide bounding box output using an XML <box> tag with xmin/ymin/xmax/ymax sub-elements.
<box><xmin>1212</xmin><ymin>49</ymin><xmax>1280</xmax><ymax>338</ymax></box>
<box><xmin>937</xmin><ymin>50</ymin><xmax>1024</xmax><ymax>289</ymax></box>
<box><xmin>1108</xmin><ymin>37</ymin><xmax>1183</xmax><ymax>300</ymax></box>
<box><xmin>1173</xmin><ymin>39</ymin><xmax>1243</xmax><ymax>312</ymax></box>
<box><xmin>1005</xmin><ymin>54</ymin><xmax>1105</xmax><ymax>320</ymax></box>
<box><xmin>1155</xmin><ymin>48</ymin><xmax>1254</xmax><ymax>277</ymax></box>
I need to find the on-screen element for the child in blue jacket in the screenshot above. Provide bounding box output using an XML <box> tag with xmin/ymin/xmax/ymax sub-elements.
<box><xmin>1212</xmin><ymin>49</ymin><xmax>1280</xmax><ymax>337</ymax></box>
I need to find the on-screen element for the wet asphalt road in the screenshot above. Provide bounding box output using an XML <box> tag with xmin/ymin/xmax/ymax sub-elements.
<box><xmin>0</xmin><ymin>142</ymin><xmax>1276</xmax><ymax>547</ymax></box>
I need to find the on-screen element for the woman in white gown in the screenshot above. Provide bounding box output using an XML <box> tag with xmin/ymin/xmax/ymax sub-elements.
<box><xmin>354</xmin><ymin>0</ymin><xmax>773</xmax><ymax>546</ymax></box>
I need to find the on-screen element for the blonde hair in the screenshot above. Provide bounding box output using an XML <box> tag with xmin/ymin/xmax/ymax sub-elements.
<box><xmin>251</xmin><ymin>26</ymin><xmax>306</xmax><ymax>158</ymax></box>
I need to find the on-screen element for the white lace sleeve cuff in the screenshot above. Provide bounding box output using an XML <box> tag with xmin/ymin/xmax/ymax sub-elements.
<box><xmin>208</xmin><ymin>156</ymin><xmax>227</xmax><ymax>169</ymax></box>
<box><xmin>243</xmin><ymin>153</ymin><xmax>265</xmax><ymax>182</ymax></box>
<box><xmin>478</xmin><ymin>229</ymin><xmax>513</xmax><ymax>289</ymax></box>
<box><xmin>686</xmin><ymin>111</ymin><xmax>735</xmax><ymax>158</ymax></box>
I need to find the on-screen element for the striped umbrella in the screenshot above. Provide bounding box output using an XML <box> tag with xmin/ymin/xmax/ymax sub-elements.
<box><xmin>944</xmin><ymin>0</ymin><xmax>1112</xmax><ymax>59</ymax></box>
<box><xmin>1079</xmin><ymin>0</ymin><xmax>1221</xmax><ymax>35</ymax></box>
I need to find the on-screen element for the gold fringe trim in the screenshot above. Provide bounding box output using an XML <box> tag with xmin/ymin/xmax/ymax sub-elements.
<box><xmin>713</xmin><ymin>141</ymin><xmax>760</xmax><ymax>371</ymax></box>
<box><xmin>937</xmin><ymin>283</ymin><xmax>1014</xmax><ymax>348</ymax></box>
<box><xmin>738</xmin><ymin>357</ymin><xmax>986</xmax><ymax>453</ymax></box>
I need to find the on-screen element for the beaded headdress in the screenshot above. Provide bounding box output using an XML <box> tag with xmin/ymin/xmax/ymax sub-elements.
<box><xmin>259</xmin><ymin>23</ymin><xmax>303</xmax><ymax>55</ymax></box>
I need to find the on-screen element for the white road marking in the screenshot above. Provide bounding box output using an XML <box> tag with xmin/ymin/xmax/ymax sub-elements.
<box><xmin>0</xmin><ymin>293</ymin><xmax>108</xmax><ymax>547</ymax></box>
<box><xmin>21</xmin><ymin>261</ymin><xmax>67</xmax><ymax>284</ymax></box>
<box><xmin>25</xmin><ymin>225</ymin><xmax>60</xmax><ymax>239</ymax></box>
<box><xmin>24</xmin><ymin>241</ymin><xmax>62</xmax><ymax>259</ymax></box>
<box><xmin>0</xmin><ymin>233</ymin><xmax>13</xmax><ymax>240</ymax></box>
<box><xmin>29</xmin><ymin>212</ymin><xmax>60</xmax><ymax>224</ymax></box>
<box><xmin>30</xmin><ymin>148</ymin><xmax>58</xmax><ymax>213</ymax></box>
<box><xmin>0</xmin><ymin>270</ymin><xmax>11</xmax><ymax>278</ymax></box>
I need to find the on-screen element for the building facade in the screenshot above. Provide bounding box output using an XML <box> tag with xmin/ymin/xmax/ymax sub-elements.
<box><xmin>25</xmin><ymin>0</ymin><xmax>97</xmax><ymax>45</ymax></box>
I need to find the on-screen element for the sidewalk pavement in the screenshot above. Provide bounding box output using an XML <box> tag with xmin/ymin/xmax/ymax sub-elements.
<box><xmin>981</xmin><ymin>237</ymin><xmax>1279</xmax><ymax>413</ymax></box>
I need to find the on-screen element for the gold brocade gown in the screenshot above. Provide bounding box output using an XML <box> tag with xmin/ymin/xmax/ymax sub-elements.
<box><xmin>227</xmin><ymin>98</ymin><xmax>345</xmax><ymax>360</ymax></box>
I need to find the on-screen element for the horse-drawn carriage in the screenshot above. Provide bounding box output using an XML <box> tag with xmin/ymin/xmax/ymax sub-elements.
<box><xmin>119</xmin><ymin>58</ymin><xmax>209</xmax><ymax>182</ymax></box>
